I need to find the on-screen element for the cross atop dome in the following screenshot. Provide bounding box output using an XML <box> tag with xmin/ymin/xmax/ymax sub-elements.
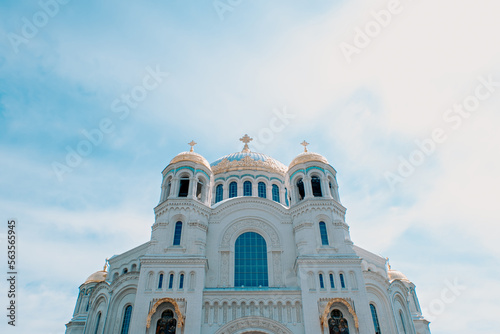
<box><xmin>239</xmin><ymin>134</ymin><xmax>253</xmax><ymax>153</ymax></box>
<box><xmin>188</xmin><ymin>140</ymin><xmax>197</xmax><ymax>152</ymax></box>
<box><xmin>300</xmin><ymin>140</ymin><xmax>309</xmax><ymax>152</ymax></box>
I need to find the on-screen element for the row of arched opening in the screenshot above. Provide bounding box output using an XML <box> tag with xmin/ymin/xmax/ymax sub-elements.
<box><xmin>111</xmin><ymin>263</ymin><xmax>139</xmax><ymax>283</ymax></box>
<box><xmin>146</xmin><ymin>270</ymin><xmax>196</xmax><ymax>292</ymax></box>
<box><xmin>214</xmin><ymin>180</ymin><xmax>288</xmax><ymax>206</ymax></box>
<box><xmin>160</xmin><ymin>173</ymin><xmax>210</xmax><ymax>204</ymax></box>
<box><xmin>293</xmin><ymin>174</ymin><xmax>338</xmax><ymax>203</ymax></box>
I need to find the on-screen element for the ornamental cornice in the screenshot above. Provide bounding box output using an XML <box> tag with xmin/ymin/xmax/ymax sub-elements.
<box><xmin>296</xmin><ymin>256</ymin><xmax>362</xmax><ymax>265</ymax></box>
<box><xmin>109</xmin><ymin>272</ymin><xmax>139</xmax><ymax>293</ymax></box>
<box><xmin>289</xmin><ymin>199</ymin><xmax>346</xmax><ymax>219</ymax></box>
<box><xmin>293</xmin><ymin>221</ymin><xmax>313</xmax><ymax>232</ymax></box>
<box><xmin>211</xmin><ymin>197</ymin><xmax>289</xmax><ymax>217</ymax></box>
<box><xmin>154</xmin><ymin>199</ymin><xmax>211</xmax><ymax>218</ymax></box>
<box><xmin>188</xmin><ymin>221</ymin><xmax>208</xmax><ymax>231</ymax></box>
<box><xmin>89</xmin><ymin>282</ymin><xmax>111</xmax><ymax>301</ymax></box>
<box><xmin>140</xmin><ymin>256</ymin><xmax>207</xmax><ymax>266</ymax></box>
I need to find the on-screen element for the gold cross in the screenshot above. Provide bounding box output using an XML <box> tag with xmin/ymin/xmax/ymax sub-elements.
<box><xmin>239</xmin><ymin>134</ymin><xmax>253</xmax><ymax>152</ymax></box>
<box><xmin>188</xmin><ymin>140</ymin><xmax>197</xmax><ymax>152</ymax></box>
<box><xmin>300</xmin><ymin>140</ymin><xmax>309</xmax><ymax>152</ymax></box>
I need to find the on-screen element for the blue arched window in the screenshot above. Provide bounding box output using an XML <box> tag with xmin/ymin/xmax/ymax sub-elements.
<box><xmin>319</xmin><ymin>221</ymin><xmax>329</xmax><ymax>245</ymax></box>
<box><xmin>258</xmin><ymin>182</ymin><xmax>266</xmax><ymax>198</ymax></box>
<box><xmin>120</xmin><ymin>305</ymin><xmax>132</xmax><ymax>334</ymax></box>
<box><xmin>215</xmin><ymin>184</ymin><xmax>223</xmax><ymax>203</ymax></box>
<box><xmin>229</xmin><ymin>181</ymin><xmax>237</xmax><ymax>198</ymax></box>
<box><xmin>285</xmin><ymin>188</ymin><xmax>289</xmax><ymax>206</ymax></box>
<box><xmin>311</xmin><ymin>176</ymin><xmax>322</xmax><ymax>197</ymax></box>
<box><xmin>234</xmin><ymin>232</ymin><xmax>268</xmax><ymax>287</ymax></box>
<box><xmin>179</xmin><ymin>273</ymin><xmax>184</xmax><ymax>289</ymax></box>
<box><xmin>319</xmin><ymin>274</ymin><xmax>325</xmax><ymax>289</ymax></box>
<box><xmin>243</xmin><ymin>181</ymin><xmax>252</xmax><ymax>196</ymax></box>
<box><xmin>168</xmin><ymin>274</ymin><xmax>174</xmax><ymax>289</ymax></box>
<box><xmin>94</xmin><ymin>312</ymin><xmax>101</xmax><ymax>334</ymax></box>
<box><xmin>272</xmin><ymin>184</ymin><xmax>280</xmax><ymax>202</ymax></box>
<box><xmin>173</xmin><ymin>221</ymin><xmax>182</xmax><ymax>246</ymax></box>
<box><xmin>339</xmin><ymin>273</ymin><xmax>346</xmax><ymax>289</ymax></box>
<box><xmin>329</xmin><ymin>273</ymin><xmax>335</xmax><ymax>289</ymax></box>
<box><xmin>370</xmin><ymin>304</ymin><xmax>382</xmax><ymax>334</ymax></box>
<box><xmin>158</xmin><ymin>274</ymin><xmax>164</xmax><ymax>289</ymax></box>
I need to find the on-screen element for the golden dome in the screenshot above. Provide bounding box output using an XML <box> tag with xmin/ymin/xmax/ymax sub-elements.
<box><xmin>211</xmin><ymin>152</ymin><xmax>287</xmax><ymax>175</ymax></box>
<box><xmin>388</xmin><ymin>269</ymin><xmax>410</xmax><ymax>282</ymax></box>
<box><xmin>169</xmin><ymin>151</ymin><xmax>211</xmax><ymax>170</ymax></box>
<box><xmin>84</xmin><ymin>270</ymin><xmax>107</xmax><ymax>284</ymax></box>
<box><xmin>289</xmin><ymin>151</ymin><xmax>328</xmax><ymax>169</ymax></box>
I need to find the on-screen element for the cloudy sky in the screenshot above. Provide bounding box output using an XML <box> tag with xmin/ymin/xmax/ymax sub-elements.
<box><xmin>0</xmin><ymin>0</ymin><xmax>499</xmax><ymax>333</ymax></box>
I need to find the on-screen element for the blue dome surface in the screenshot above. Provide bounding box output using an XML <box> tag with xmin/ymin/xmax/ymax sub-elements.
<box><xmin>211</xmin><ymin>152</ymin><xmax>271</xmax><ymax>167</ymax></box>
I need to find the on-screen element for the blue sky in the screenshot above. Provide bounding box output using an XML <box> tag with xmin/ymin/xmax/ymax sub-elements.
<box><xmin>1</xmin><ymin>0</ymin><xmax>499</xmax><ymax>333</ymax></box>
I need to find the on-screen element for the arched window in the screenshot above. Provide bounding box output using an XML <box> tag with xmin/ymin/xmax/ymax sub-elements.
<box><xmin>339</xmin><ymin>273</ymin><xmax>346</xmax><ymax>289</ymax></box>
<box><xmin>120</xmin><ymin>305</ymin><xmax>132</xmax><ymax>334</ymax></box>
<box><xmin>370</xmin><ymin>304</ymin><xmax>382</xmax><ymax>334</ymax></box>
<box><xmin>319</xmin><ymin>274</ymin><xmax>325</xmax><ymax>289</ymax></box>
<box><xmin>168</xmin><ymin>274</ymin><xmax>174</xmax><ymax>289</ymax></box>
<box><xmin>234</xmin><ymin>232</ymin><xmax>268</xmax><ymax>287</ymax></box>
<box><xmin>158</xmin><ymin>274</ymin><xmax>164</xmax><ymax>289</ymax></box>
<box><xmin>329</xmin><ymin>273</ymin><xmax>335</xmax><ymax>289</ymax></box>
<box><xmin>229</xmin><ymin>181</ymin><xmax>237</xmax><ymax>198</ymax></box>
<box><xmin>285</xmin><ymin>188</ymin><xmax>289</xmax><ymax>206</ymax></box>
<box><xmin>215</xmin><ymin>184</ymin><xmax>223</xmax><ymax>203</ymax></box>
<box><xmin>399</xmin><ymin>310</ymin><xmax>407</xmax><ymax>334</ymax></box>
<box><xmin>94</xmin><ymin>312</ymin><xmax>101</xmax><ymax>334</ymax></box>
<box><xmin>272</xmin><ymin>184</ymin><xmax>280</xmax><ymax>202</ymax></box>
<box><xmin>122</xmin><ymin>268</ymin><xmax>128</xmax><ymax>274</ymax></box>
<box><xmin>243</xmin><ymin>181</ymin><xmax>252</xmax><ymax>196</ymax></box>
<box><xmin>156</xmin><ymin>310</ymin><xmax>177</xmax><ymax>334</ymax></box>
<box><xmin>258</xmin><ymin>182</ymin><xmax>266</xmax><ymax>198</ymax></box>
<box><xmin>178</xmin><ymin>177</ymin><xmax>189</xmax><ymax>197</ymax></box>
<box><xmin>173</xmin><ymin>221</ymin><xmax>182</xmax><ymax>246</ymax></box>
<box><xmin>311</xmin><ymin>176</ymin><xmax>322</xmax><ymax>197</ymax></box>
<box><xmin>319</xmin><ymin>221</ymin><xmax>329</xmax><ymax>245</ymax></box>
<box><xmin>296</xmin><ymin>178</ymin><xmax>305</xmax><ymax>200</ymax></box>
<box><xmin>165</xmin><ymin>181</ymin><xmax>171</xmax><ymax>200</ymax></box>
<box><xmin>179</xmin><ymin>273</ymin><xmax>184</xmax><ymax>289</ymax></box>
<box><xmin>196</xmin><ymin>180</ymin><xmax>203</xmax><ymax>200</ymax></box>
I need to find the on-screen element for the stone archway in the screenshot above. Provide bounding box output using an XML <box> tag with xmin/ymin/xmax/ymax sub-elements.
<box><xmin>215</xmin><ymin>316</ymin><xmax>293</xmax><ymax>334</ymax></box>
<box><xmin>320</xmin><ymin>298</ymin><xmax>359</xmax><ymax>334</ymax></box>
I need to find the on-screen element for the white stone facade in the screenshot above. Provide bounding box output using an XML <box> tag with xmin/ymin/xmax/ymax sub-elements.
<box><xmin>66</xmin><ymin>142</ymin><xmax>431</xmax><ymax>334</ymax></box>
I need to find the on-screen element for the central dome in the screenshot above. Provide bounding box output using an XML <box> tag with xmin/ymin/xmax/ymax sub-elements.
<box><xmin>211</xmin><ymin>151</ymin><xmax>287</xmax><ymax>175</ymax></box>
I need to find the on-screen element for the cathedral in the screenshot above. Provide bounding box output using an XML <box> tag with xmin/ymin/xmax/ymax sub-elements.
<box><xmin>65</xmin><ymin>135</ymin><xmax>431</xmax><ymax>334</ymax></box>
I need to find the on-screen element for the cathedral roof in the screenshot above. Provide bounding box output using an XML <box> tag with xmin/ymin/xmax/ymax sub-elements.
<box><xmin>211</xmin><ymin>151</ymin><xmax>287</xmax><ymax>175</ymax></box>
<box><xmin>84</xmin><ymin>270</ymin><xmax>107</xmax><ymax>284</ymax></box>
<box><xmin>289</xmin><ymin>141</ymin><xmax>328</xmax><ymax>169</ymax></box>
<box><xmin>387</xmin><ymin>268</ymin><xmax>410</xmax><ymax>283</ymax></box>
<box><xmin>169</xmin><ymin>141</ymin><xmax>211</xmax><ymax>170</ymax></box>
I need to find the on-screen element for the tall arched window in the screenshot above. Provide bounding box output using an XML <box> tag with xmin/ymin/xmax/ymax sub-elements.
<box><xmin>229</xmin><ymin>181</ymin><xmax>237</xmax><ymax>198</ymax></box>
<box><xmin>319</xmin><ymin>221</ymin><xmax>329</xmax><ymax>245</ymax></box>
<box><xmin>158</xmin><ymin>274</ymin><xmax>163</xmax><ymax>289</ymax></box>
<box><xmin>258</xmin><ymin>182</ymin><xmax>266</xmax><ymax>198</ymax></box>
<box><xmin>165</xmin><ymin>181</ymin><xmax>171</xmax><ymax>200</ymax></box>
<box><xmin>178</xmin><ymin>177</ymin><xmax>189</xmax><ymax>197</ymax></box>
<box><xmin>297</xmin><ymin>178</ymin><xmax>305</xmax><ymax>200</ymax></box>
<box><xmin>234</xmin><ymin>232</ymin><xmax>268</xmax><ymax>287</ymax></box>
<box><xmin>173</xmin><ymin>221</ymin><xmax>182</xmax><ymax>246</ymax></box>
<box><xmin>339</xmin><ymin>273</ymin><xmax>346</xmax><ymax>289</ymax></box>
<box><xmin>311</xmin><ymin>176</ymin><xmax>322</xmax><ymax>197</ymax></box>
<box><xmin>243</xmin><ymin>181</ymin><xmax>252</xmax><ymax>196</ymax></box>
<box><xmin>215</xmin><ymin>184</ymin><xmax>223</xmax><ymax>203</ymax></box>
<box><xmin>94</xmin><ymin>312</ymin><xmax>101</xmax><ymax>334</ymax></box>
<box><xmin>272</xmin><ymin>184</ymin><xmax>280</xmax><ymax>202</ymax></box>
<box><xmin>285</xmin><ymin>188</ymin><xmax>289</xmax><ymax>206</ymax></box>
<box><xmin>319</xmin><ymin>274</ymin><xmax>325</xmax><ymax>289</ymax></box>
<box><xmin>329</xmin><ymin>273</ymin><xmax>335</xmax><ymax>289</ymax></box>
<box><xmin>120</xmin><ymin>305</ymin><xmax>132</xmax><ymax>334</ymax></box>
<box><xmin>168</xmin><ymin>274</ymin><xmax>174</xmax><ymax>289</ymax></box>
<box><xmin>179</xmin><ymin>273</ymin><xmax>184</xmax><ymax>289</ymax></box>
<box><xmin>196</xmin><ymin>180</ymin><xmax>203</xmax><ymax>200</ymax></box>
<box><xmin>370</xmin><ymin>304</ymin><xmax>382</xmax><ymax>334</ymax></box>
<box><xmin>399</xmin><ymin>310</ymin><xmax>407</xmax><ymax>334</ymax></box>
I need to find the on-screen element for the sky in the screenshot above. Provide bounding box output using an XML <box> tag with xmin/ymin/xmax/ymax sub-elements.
<box><xmin>0</xmin><ymin>0</ymin><xmax>499</xmax><ymax>333</ymax></box>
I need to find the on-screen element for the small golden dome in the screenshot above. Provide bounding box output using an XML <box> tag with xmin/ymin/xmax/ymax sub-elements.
<box><xmin>289</xmin><ymin>151</ymin><xmax>328</xmax><ymax>169</ymax></box>
<box><xmin>170</xmin><ymin>151</ymin><xmax>211</xmax><ymax>170</ymax></box>
<box><xmin>84</xmin><ymin>270</ymin><xmax>107</xmax><ymax>284</ymax></box>
<box><xmin>388</xmin><ymin>269</ymin><xmax>410</xmax><ymax>282</ymax></box>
